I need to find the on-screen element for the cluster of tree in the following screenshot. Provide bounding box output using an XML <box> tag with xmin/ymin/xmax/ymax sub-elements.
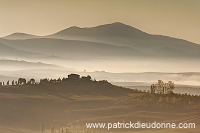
<box><xmin>40</xmin><ymin>78</ymin><xmax>62</xmax><ymax>84</ymax></box>
<box><xmin>0</xmin><ymin>74</ymin><xmax>97</xmax><ymax>87</ymax></box>
<box><xmin>0</xmin><ymin>78</ymin><xmax>36</xmax><ymax>86</ymax></box>
<box><xmin>150</xmin><ymin>80</ymin><xmax>175</xmax><ymax>94</ymax></box>
<box><xmin>122</xmin><ymin>92</ymin><xmax>200</xmax><ymax>110</ymax></box>
<box><xmin>40</xmin><ymin>74</ymin><xmax>92</xmax><ymax>84</ymax></box>
<box><xmin>0</xmin><ymin>74</ymin><xmax>96</xmax><ymax>87</ymax></box>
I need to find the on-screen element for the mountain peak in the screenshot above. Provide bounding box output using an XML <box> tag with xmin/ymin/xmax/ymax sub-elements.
<box><xmin>2</xmin><ymin>32</ymin><xmax>38</xmax><ymax>40</ymax></box>
<box><xmin>67</xmin><ymin>26</ymin><xmax>81</xmax><ymax>29</ymax></box>
<box><xmin>101</xmin><ymin>22</ymin><xmax>131</xmax><ymax>27</ymax></box>
<box><xmin>52</xmin><ymin>22</ymin><xmax>149</xmax><ymax>38</ymax></box>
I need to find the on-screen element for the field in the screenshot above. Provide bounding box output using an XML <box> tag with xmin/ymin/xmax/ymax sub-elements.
<box><xmin>0</xmin><ymin>80</ymin><xmax>199</xmax><ymax>133</ymax></box>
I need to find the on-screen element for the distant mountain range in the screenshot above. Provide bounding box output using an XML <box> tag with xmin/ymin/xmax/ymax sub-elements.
<box><xmin>1</xmin><ymin>22</ymin><xmax>200</xmax><ymax>60</ymax></box>
<box><xmin>0</xmin><ymin>59</ymin><xmax>64</xmax><ymax>71</ymax></box>
<box><xmin>0</xmin><ymin>42</ymin><xmax>44</xmax><ymax>59</ymax></box>
<box><xmin>2</xmin><ymin>33</ymin><xmax>39</xmax><ymax>40</ymax></box>
<box><xmin>1</xmin><ymin>38</ymin><xmax>147</xmax><ymax>59</ymax></box>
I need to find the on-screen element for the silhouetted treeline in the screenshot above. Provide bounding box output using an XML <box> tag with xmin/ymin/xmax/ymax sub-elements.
<box><xmin>0</xmin><ymin>73</ymin><xmax>109</xmax><ymax>86</ymax></box>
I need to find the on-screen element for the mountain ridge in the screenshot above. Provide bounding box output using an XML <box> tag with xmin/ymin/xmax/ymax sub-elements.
<box><xmin>0</xmin><ymin>42</ymin><xmax>45</xmax><ymax>59</ymax></box>
<box><xmin>1</xmin><ymin>22</ymin><xmax>200</xmax><ymax>60</ymax></box>
<box><xmin>2</xmin><ymin>22</ymin><xmax>198</xmax><ymax>45</ymax></box>
<box><xmin>2</xmin><ymin>32</ymin><xmax>39</xmax><ymax>40</ymax></box>
<box><xmin>51</xmin><ymin>22</ymin><xmax>150</xmax><ymax>38</ymax></box>
<box><xmin>1</xmin><ymin>38</ymin><xmax>148</xmax><ymax>59</ymax></box>
<box><xmin>0</xmin><ymin>59</ymin><xmax>65</xmax><ymax>71</ymax></box>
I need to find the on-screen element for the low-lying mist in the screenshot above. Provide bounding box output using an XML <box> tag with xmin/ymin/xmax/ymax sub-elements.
<box><xmin>25</xmin><ymin>57</ymin><xmax>200</xmax><ymax>73</ymax></box>
<box><xmin>0</xmin><ymin>57</ymin><xmax>200</xmax><ymax>87</ymax></box>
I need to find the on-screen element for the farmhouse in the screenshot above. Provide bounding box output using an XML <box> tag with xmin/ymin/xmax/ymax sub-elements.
<box><xmin>68</xmin><ymin>74</ymin><xmax>80</xmax><ymax>81</ymax></box>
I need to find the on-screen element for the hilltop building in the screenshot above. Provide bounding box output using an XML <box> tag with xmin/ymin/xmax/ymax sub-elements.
<box><xmin>68</xmin><ymin>74</ymin><xmax>80</xmax><ymax>81</ymax></box>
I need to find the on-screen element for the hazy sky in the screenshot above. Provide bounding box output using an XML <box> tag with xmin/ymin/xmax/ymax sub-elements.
<box><xmin>0</xmin><ymin>0</ymin><xmax>200</xmax><ymax>44</ymax></box>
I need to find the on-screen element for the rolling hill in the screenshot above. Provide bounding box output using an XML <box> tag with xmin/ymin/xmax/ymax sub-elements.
<box><xmin>0</xmin><ymin>38</ymin><xmax>147</xmax><ymax>59</ymax></box>
<box><xmin>50</xmin><ymin>22</ymin><xmax>151</xmax><ymax>38</ymax></box>
<box><xmin>0</xmin><ymin>80</ymin><xmax>134</xmax><ymax>131</ymax></box>
<box><xmin>0</xmin><ymin>59</ymin><xmax>64</xmax><ymax>71</ymax></box>
<box><xmin>2</xmin><ymin>33</ymin><xmax>39</xmax><ymax>40</ymax></box>
<box><xmin>48</xmin><ymin>22</ymin><xmax>200</xmax><ymax>58</ymax></box>
<box><xmin>0</xmin><ymin>79</ymin><xmax>199</xmax><ymax>133</ymax></box>
<box><xmin>1</xmin><ymin>22</ymin><xmax>200</xmax><ymax>59</ymax></box>
<box><xmin>0</xmin><ymin>42</ymin><xmax>45</xmax><ymax>59</ymax></box>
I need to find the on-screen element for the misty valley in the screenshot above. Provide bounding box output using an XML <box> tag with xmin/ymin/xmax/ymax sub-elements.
<box><xmin>0</xmin><ymin>22</ymin><xmax>200</xmax><ymax>133</ymax></box>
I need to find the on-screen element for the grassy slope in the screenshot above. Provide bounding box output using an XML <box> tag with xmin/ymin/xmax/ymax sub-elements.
<box><xmin>0</xmin><ymin>81</ymin><xmax>199</xmax><ymax>133</ymax></box>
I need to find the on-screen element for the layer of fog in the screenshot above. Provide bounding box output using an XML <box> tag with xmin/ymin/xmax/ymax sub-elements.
<box><xmin>1</xmin><ymin>57</ymin><xmax>200</xmax><ymax>88</ymax></box>
<box><xmin>4</xmin><ymin>57</ymin><xmax>198</xmax><ymax>73</ymax></box>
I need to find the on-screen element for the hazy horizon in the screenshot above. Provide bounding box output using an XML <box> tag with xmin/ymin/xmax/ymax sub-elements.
<box><xmin>1</xmin><ymin>21</ymin><xmax>200</xmax><ymax>76</ymax></box>
<box><xmin>0</xmin><ymin>1</ymin><xmax>200</xmax><ymax>133</ymax></box>
<box><xmin>0</xmin><ymin>1</ymin><xmax>200</xmax><ymax>86</ymax></box>
<box><xmin>0</xmin><ymin>0</ymin><xmax>200</xmax><ymax>44</ymax></box>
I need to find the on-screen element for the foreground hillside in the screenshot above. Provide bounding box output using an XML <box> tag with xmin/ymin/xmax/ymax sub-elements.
<box><xmin>0</xmin><ymin>80</ymin><xmax>199</xmax><ymax>133</ymax></box>
<box><xmin>0</xmin><ymin>80</ymin><xmax>133</xmax><ymax>132</ymax></box>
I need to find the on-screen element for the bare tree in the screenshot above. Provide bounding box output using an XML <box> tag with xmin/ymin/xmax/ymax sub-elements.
<box><xmin>150</xmin><ymin>80</ymin><xmax>175</xmax><ymax>94</ymax></box>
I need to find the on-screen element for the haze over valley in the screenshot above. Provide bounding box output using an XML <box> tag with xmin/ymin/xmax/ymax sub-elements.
<box><xmin>1</xmin><ymin>1</ymin><xmax>200</xmax><ymax>133</ymax></box>
<box><xmin>1</xmin><ymin>22</ymin><xmax>200</xmax><ymax>89</ymax></box>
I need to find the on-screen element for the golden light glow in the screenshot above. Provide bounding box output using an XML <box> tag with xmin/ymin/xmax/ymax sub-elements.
<box><xmin>0</xmin><ymin>0</ymin><xmax>200</xmax><ymax>44</ymax></box>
